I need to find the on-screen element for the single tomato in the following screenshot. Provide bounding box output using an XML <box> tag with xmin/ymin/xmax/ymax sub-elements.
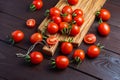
<box><xmin>98</xmin><ymin>22</ymin><xmax>110</xmax><ymax>36</ymax></box>
<box><xmin>30</xmin><ymin>51</ymin><xmax>43</xmax><ymax>64</ymax></box>
<box><xmin>26</xmin><ymin>19</ymin><xmax>36</xmax><ymax>28</ymax></box>
<box><xmin>47</xmin><ymin>22</ymin><xmax>59</xmax><ymax>34</ymax></box>
<box><xmin>52</xmin><ymin>16</ymin><xmax>62</xmax><ymax>24</ymax></box>
<box><xmin>98</xmin><ymin>8</ymin><xmax>111</xmax><ymax>21</ymax></box>
<box><xmin>30</xmin><ymin>0</ymin><xmax>43</xmax><ymax>11</ymax></box>
<box><xmin>62</xmin><ymin>13</ymin><xmax>72</xmax><ymax>23</ymax></box>
<box><xmin>55</xmin><ymin>56</ymin><xmax>69</xmax><ymax>69</ymax></box>
<box><xmin>46</xmin><ymin>36</ymin><xmax>58</xmax><ymax>45</ymax></box>
<box><xmin>30</xmin><ymin>33</ymin><xmax>43</xmax><ymax>44</ymax></box>
<box><xmin>62</xmin><ymin>5</ymin><xmax>73</xmax><ymax>14</ymax></box>
<box><xmin>61</xmin><ymin>42</ymin><xmax>73</xmax><ymax>55</ymax></box>
<box><xmin>67</xmin><ymin>0</ymin><xmax>78</xmax><ymax>5</ymax></box>
<box><xmin>73</xmin><ymin>49</ymin><xmax>85</xmax><ymax>61</ymax></box>
<box><xmin>84</xmin><ymin>33</ymin><xmax>96</xmax><ymax>44</ymax></box>
<box><xmin>70</xmin><ymin>24</ymin><xmax>80</xmax><ymax>36</ymax></box>
<box><xmin>72</xmin><ymin>9</ymin><xmax>83</xmax><ymax>17</ymax></box>
<box><xmin>49</xmin><ymin>7</ymin><xmax>61</xmax><ymax>17</ymax></box>
<box><xmin>87</xmin><ymin>45</ymin><xmax>100</xmax><ymax>58</ymax></box>
<box><xmin>59</xmin><ymin>22</ymin><xmax>68</xmax><ymax>31</ymax></box>
<box><xmin>73</xmin><ymin>15</ymin><xmax>84</xmax><ymax>26</ymax></box>
<box><xmin>11</xmin><ymin>30</ymin><xmax>24</xmax><ymax>42</ymax></box>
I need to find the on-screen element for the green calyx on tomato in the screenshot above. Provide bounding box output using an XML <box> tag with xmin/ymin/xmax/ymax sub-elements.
<box><xmin>30</xmin><ymin>0</ymin><xmax>43</xmax><ymax>11</ymax></box>
<box><xmin>61</xmin><ymin>24</ymin><xmax>72</xmax><ymax>35</ymax></box>
<box><xmin>87</xmin><ymin>43</ymin><xmax>104</xmax><ymax>58</ymax></box>
<box><xmin>9</xmin><ymin>30</ymin><xmax>24</xmax><ymax>44</ymax></box>
<box><xmin>51</xmin><ymin>56</ymin><xmax>69</xmax><ymax>69</ymax></box>
<box><xmin>30</xmin><ymin>4</ymin><xmax>36</xmax><ymax>11</ymax></box>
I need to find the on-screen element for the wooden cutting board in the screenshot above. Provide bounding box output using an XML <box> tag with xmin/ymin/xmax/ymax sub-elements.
<box><xmin>38</xmin><ymin>0</ymin><xmax>106</xmax><ymax>56</ymax></box>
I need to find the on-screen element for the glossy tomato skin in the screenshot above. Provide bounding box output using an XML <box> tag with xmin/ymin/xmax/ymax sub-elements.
<box><xmin>62</xmin><ymin>5</ymin><xmax>73</xmax><ymax>14</ymax></box>
<box><xmin>73</xmin><ymin>9</ymin><xmax>83</xmax><ymax>17</ymax></box>
<box><xmin>61</xmin><ymin>42</ymin><xmax>73</xmax><ymax>55</ymax></box>
<box><xmin>47</xmin><ymin>22</ymin><xmax>59</xmax><ymax>34</ymax></box>
<box><xmin>70</xmin><ymin>24</ymin><xmax>80</xmax><ymax>36</ymax></box>
<box><xmin>46</xmin><ymin>36</ymin><xmax>58</xmax><ymax>45</ymax></box>
<box><xmin>55</xmin><ymin>56</ymin><xmax>69</xmax><ymax>69</ymax></box>
<box><xmin>98</xmin><ymin>22</ymin><xmax>110</xmax><ymax>36</ymax></box>
<box><xmin>62</xmin><ymin>14</ymin><xmax>72</xmax><ymax>23</ymax></box>
<box><xmin>73</xmin><ymin>49</ymin><xmax>85</xmax><ymax>61</ymax></box>
<box><xmin>26</xmin><ymin>19</ymin><xmax>36</xmax><ymax>28</ymax></box>
<box><xmin>12</xmin><ymin>30</ymin><xmax>24</xmax><ymax>42</ymax></box>
<box><xmin>67</xmin><ymin>0</ymin><xmax>78</xmax><ymax>5</ymax></box>
<box><xmin>52</xmin><ymin>16</ymin><xmax>62</xmax><ymax>24</ymax></box>
<box><xmin>30</xmin><ymin>33</ymin><xmax>43</xmax><ymax>44</ymax></box>
<box><xmin>99</xmin><ymin>9</ymin><xmax>111</xmax><ymax>21</ymax></box>
<box><xmin>74</xmin><ymin>15</ymin><xmax>84</xmax><ymax>26</ymax></box>
<box><xmin>50</xmin><ymin>7</ymin><xmax>61</xmax><ymax>17</ymax></box>
<box><xmin>87</xmin><ymin>45</ymin><xmax>100</xmax><ymax>58</ymax></box>
<box><xmin>59</xmin><ymin>22</ymin><xmax>68</xmax><ymax>31</ymax></box>
<box><xmin>30</xmin><ymin>51</ymin><xmax>43</xmax><ymax>64</ymax></box>
<box><xmin>32</xmin><ymin>0</ymin><xmax>43</xmax><ymax>9</ymax></box>
<box><xmin>84</xmin><ymin>33</ymin><xmax>96</xmax><ymax>44</ymax></box>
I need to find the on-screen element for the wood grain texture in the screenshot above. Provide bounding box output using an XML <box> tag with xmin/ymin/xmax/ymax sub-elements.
<box><xmin>38</xmin><ymin>0</ymin><xmax>106</xmax><ymax>56</ymax></box>
<box><xmin>0</xmin><ymin>0</ymin><xmax>120</xmax><ymax>80</ymax></box>
<box><xmin>0</xmin><ymin>41</ymin><xmax>97</xmax><ymax>80</ymax></box>
<box><xmin>103</xmin><ymin>1</ymin><xmax>120</xmax><ymax>27</ymax></box>
<box><xmin>70</xmin><ymin>49</ymin><xmax>120</xmax><ymax>80</ymax></box>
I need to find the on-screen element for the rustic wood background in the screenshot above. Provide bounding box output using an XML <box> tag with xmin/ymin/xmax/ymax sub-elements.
<box><xmin>0</xmin><ymin>0</ymin><xmax>120</xmax><ymax>80</ymax></box>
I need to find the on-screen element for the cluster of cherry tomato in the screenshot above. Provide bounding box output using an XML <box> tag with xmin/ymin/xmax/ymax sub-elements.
<box><xmin>10</xmin><ymin>0</ymin><xmax>111</xmax><ymax>70</ymax></box>
<box><xmin>45</xmin><ymin>5</ymin><xmax>84</xmax><ymax>36</ymax></box>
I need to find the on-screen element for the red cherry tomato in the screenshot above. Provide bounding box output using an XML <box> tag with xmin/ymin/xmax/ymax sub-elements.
<box><xmin>52</xmin><ymin>16</ymin><xmax>62</xmax><ymax>24</ymax></box>
<box><xmin>47</xmin><ymin>22</ymin><xmax>59</xmax><ymax>34</ymax></box>
<box><xmin>30</xmin><ymin>0</ymin><xmax>43</xmax><ymax>11</ymax></box>
<box><xmin>59</xmin><ymin>22</ymin><xmax>68</xmax><ymax>31</ymax></box>
<box><xmin>46</xmin><ymin>36</ymin><xmax>58</xmax><ymax>45</ymax></box>
<box><xmin>55</xmin><ymin>56</ymin><xmax>69</xmax><ymax>69</ymax></box>
<box><xmin>62</xmin><ymin>5</ymin><xmax>73</xmax><ymax>14</ymax></box>
<box><xmin>74</xmin><ymin>15</ymin><xmax>84</xmax><ymax>26</ymax></box>
<box><xmin>84</xmin><ymin>33</ymin><xmax>96</xmax><ymax>44</ymax></box>
<box><xmin>61</xmin><ymin>42</ymin><xmax>73</xmax><ymax>55</ymax></box>
<box><xmin>98</xmin><ymin>9</ymin><xmax>111</xmax><ymax>21</ymax></box>
<box><xmin>11</xmin><ymin>30</ymin><xmax>24</xmax><ymax>42</ymax></box>
<box><xmin>62</xmin><ymin>14</ymin><xmax>72</xmax><ymax>23</ymax></box>
<box><xmin>70</xmin><ymin>24</ymin><xmax>80</xmax><ymax>36</ymax></box>
<box><xmin>73</xmin><ymin>49</ymin><xmax>85</xmax><ymax>61</ymax></box>
<box><xmin>50</xmin><ymin>7</ymin><xmax>61</xmax><ymax>17</ymax></box>
<box><xmin>30</xmin><ymin>51</ymin><xmax>43</xmax><ymax>64</ymax></box>
<box><xmin>67</xmin><ymin>0</ymin><xmax>78</xmax><ymax>5</ymax></box>
<box><xmin>73</xmin><ymin>9</ymin><xmax>83</xmax><ymax>17</ymax></box>
<box><xmin>30</xmin><ymin>33</ymin><xmax>43</xmax><ymax>44</ymax></box>
<box><xmin>26</xmin><ymin>19</ymin><xmax>36</xmax><ymax>28</ymax></box>
<box><xmin>98</xmin><ymin>22</ymin><xmax>110</xmax><ymax>36</ymax></box>
<box><xmin>87</xmin><ymin>45</ymin><xmax>100</xmax><ymax>58</ymax></box>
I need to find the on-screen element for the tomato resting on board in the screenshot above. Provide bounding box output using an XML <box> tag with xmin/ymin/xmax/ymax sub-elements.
<box><xmin>30</xmin><ymin>33</ymin><xmax>43</xmax><ymax>44</ymax></box>
<box><xmin>46</xmin><ymin>36</ymin><xmax>58</xmax><ymax>45</ymax></box>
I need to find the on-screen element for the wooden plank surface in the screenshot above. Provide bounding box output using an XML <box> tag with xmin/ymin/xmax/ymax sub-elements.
<box><xmin>0</xmin><ymin>41</ymin><xmax>97</xmax><ymax>80</ymax></box>
<box><xmin>0</xmin><ymin>0</ymin><xmax>120</xmax><ymax>80</ymax></box>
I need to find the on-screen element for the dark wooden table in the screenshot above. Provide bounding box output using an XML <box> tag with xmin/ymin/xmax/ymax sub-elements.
<box><xmin>0</xmin><ymin>0</ymin><xmax>120</xmax><ymax>80</ymax></box>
